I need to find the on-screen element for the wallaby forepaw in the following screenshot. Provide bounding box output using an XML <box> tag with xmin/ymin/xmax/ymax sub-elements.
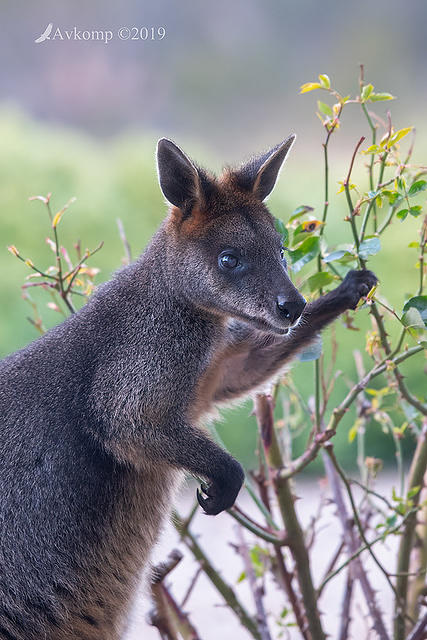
<box><xmin>341</xmin><ymin>269</ymin><xmax>378</xmax><ymax>310</ymax></box>
<box><xmin>196</xmin><ymin>462</ymin><xmax>244</xmax><ymax>516</ymax></box>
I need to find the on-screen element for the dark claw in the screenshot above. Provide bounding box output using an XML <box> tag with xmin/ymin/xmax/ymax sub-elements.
<box><xmin>196</xmin><ymin>459</ymin><xmax>244</xmax><ymax>516</ymax></box>
<box><xmin>200</xmin><ymin>482</ymin><xmax>212</xmax><ymax>496</ymax></box>
<box><xmin>196</xmin><ymin>488</ymin><xmax>208</xmax><ymax>509</ymax></box>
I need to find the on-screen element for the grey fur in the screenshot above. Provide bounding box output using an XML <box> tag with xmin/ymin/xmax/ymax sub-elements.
<box><xmin>0</xmin><ymin>137</ymin><xmax>376</xmax><ymax>639</ymax></box>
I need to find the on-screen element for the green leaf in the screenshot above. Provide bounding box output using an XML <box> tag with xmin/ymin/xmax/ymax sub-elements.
<box><xmin>305</xmin><ymin>271</ymin><xmax>335</xmax><ymax>293</ymax></box>
<box><xmin>407</xmin><ymin>486</ymin><xmax>421</xmax><ymax>500</ymax></box>
<box><xmin>397</xmin><ymin>209</ymin><xmax>409</xmax><ymax>221</ymax></box>
<box><xmin>288</xmin><ymin>236</ymin><xmax>320</xmax><ymax>273</ymax></box>
<box><xmin>287</xmin><ymin>205</ymin><xmax>314</xmax><ymax>223</ymax></box>
<box><xmin>237</xmin><ymin>571</ymin><xmax>246</xmax><ymax>583</ymax></box>
<box><xmin>323</xmin><ymin>249</ymin><xmax>348</xmax><ymax>263</ymax></box>
<box><xmin>382</xmin><ymin>190</ymin><xmax>400</xmax><ymax>205</ymax></box>
<box><xmin>408</xmin><ymin>241</ymin><xmax>419</xmax><ymax>248</ymax></box>
<box><xmin>410</xmin><ymin>205</ymin><xmax>423</xmax><ymax>217</ymax></box>
<box><xmin>402</xmin><ymin>306</ymin><xmax>426</xmax><ymax>331</ymax></box>
<box><xmin>318</xmin><ymin>74</ymin><xmax>330</xmax><ymax>89</ymax></box>
<box><xmin>408</xmin><ymin>180</ymin><xmax>427</xmax><ymax>197</ymax></box>
<box><xmin>369</xmin><ymin>92</ymin><xmax>395</xmax><ymax>102</ymax></box>
<box><xmin>403</xmin><ymin>296</ymin><xmax>427</xmax><ymax>327</ymax></box>
<box><xmin>361</xmin><ymin>83</ymin><xmax>374</xmax><ymax>102</ymax></box>
<box><xmin>274</xmin><ymin>217</ymin><xmax>289</xmax><ymax>246</ymax></box>
<box><xmin>386</xmin><ymin>514</ymin><xmax>398</xmax><ymax>528</ymax></box>
<box><xmin>348</xmin><ymin>422</ymin><xmax>359</xmax><ymax>443</ymax></box>
<box><xmin>359</xmin><ymin>236</ymin><xmax>381</xmax><ymax>259</ymax></box>
<box><xmin>317</xmin><ymin>100</ymin><xmax>333</xmax><ymax>117</ymax></box>
<box><xmin>363</xmin><ymin>144</ymin><xmax>380</xmax><ymax>154</ymax></box>
<box><xmin>397</xmin><ymin>176</ymin><xmax>407</xmax><ymax>193</ymax></box>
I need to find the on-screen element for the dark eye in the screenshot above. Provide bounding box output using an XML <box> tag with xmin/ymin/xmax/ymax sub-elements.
<box><xmin>280</xmin><ymin>247</ymin><xmax>287</xmax><ymax>260</ymax></box>
<box><xmin>219</xmin><ymin>253</ymin><xmax>239</xmax><ymax>270</ymax></box>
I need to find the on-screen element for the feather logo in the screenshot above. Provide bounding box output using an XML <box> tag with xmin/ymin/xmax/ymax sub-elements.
<box><xmin>34</xmin><ymin>23</ymin><xmax>53</xmax><ymax>44</ymax></box>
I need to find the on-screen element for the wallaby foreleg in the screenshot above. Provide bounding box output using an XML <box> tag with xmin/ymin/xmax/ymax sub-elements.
<box><xmin>214</xmin><ymin>270</ymin><xmax>377</xmax><ymax>402</ymax></box>
<box><xmin>142</xmin><ymin>421</ymin><xmax>244</xmax><ymax>515</ymax></box>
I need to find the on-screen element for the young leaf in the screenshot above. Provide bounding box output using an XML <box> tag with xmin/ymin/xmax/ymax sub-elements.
<box><xmin>300</xmin><ymin>82</ymin><xmax>322</xmax><ymax>94</ymax></box>
<box><xmin>317</xmin><ymin>101</ymin><xmax>333</xmax><ymax>117</ymax></box>
<box><xmin>369</xmin><ymin>92</ymin><xmax>395</xmax><ymax>102</ymax></box>
<box><xmin>348</xmin><ymin>422</ymin><xmax>359</xmax><ymax>444</ymax></box>
<box><xmin>7</xmin><ymin>245</ymin><xmax>20</xmax><ymax>257</ymax></box>
<box><xmin>363</xmin><ymin>144</ymin><xmax>380</xmax><ymax>154</ymax></box>
<box><xmin>318</xmin><ymin>74</ymin><xmax>331</xmax><ymax>89</ymax></box>
<box><xmin>388</xmin><ymin>127</ymin><xmax>413</xmax><ymax>148</ymax></box>
<box><xmin>361</xmin><ymin>84</ymin><xmax>374</xmax><ymax>102</ymax></box>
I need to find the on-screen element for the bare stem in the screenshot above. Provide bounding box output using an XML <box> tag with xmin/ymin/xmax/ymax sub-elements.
<box><xmin>325</xmin><ymin>446</ymin><xmax>403</xmax><ymax>602</ymax></box>
<box><xmin>255</xmin><ymin>394</ymin><xmax>327</xmax><ymax>640</ymax></box>
<box><xmin>394</xmin><ymin>423</ymin><xmax>427</xmax><ymax>640</ymax></box>
<box><xmin>149</xmin><ymin>550</ymin><xmax>201</xmax><ymax>640</ymax></box>
<box><xmin>321</xmin><ymin>449</ymin><xmax>390</xmax><ymax>640</ymax></box>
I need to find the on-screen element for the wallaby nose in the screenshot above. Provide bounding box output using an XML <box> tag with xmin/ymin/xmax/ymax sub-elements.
<box><xmin>276</xmin><ymin>296</ymin><xmax>306</xmax><ymax>324</ymax></box>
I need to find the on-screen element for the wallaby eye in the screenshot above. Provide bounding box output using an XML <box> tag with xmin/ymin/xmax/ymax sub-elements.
<box><xmin>280</xmin><ymin>247</ymin><xmax>286</xmax><ymax>259</ymax></box>
<box><xmin>219</xmin><ymin>253</ymin><xmax>240</xmax><ymax>270</ymax></box>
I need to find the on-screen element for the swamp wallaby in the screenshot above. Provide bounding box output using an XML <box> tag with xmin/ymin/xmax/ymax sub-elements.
<box><xmin>0</xmin><ymin>135</ymin><xmax>377</xmax><ymax>639</ymax></box>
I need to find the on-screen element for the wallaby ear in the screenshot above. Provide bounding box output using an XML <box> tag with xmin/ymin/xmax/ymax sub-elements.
<box><xmin>234</xmin><ymin>134</ymin><xmax>296</xmax><ymax>201</ymax></box>
<box><xmin>157</xmin><ymin>138</ymin><xmax>201</xmax><ymax>210</ymax></box>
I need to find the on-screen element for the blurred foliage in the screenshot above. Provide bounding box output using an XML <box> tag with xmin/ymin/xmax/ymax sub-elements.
<box><xmin>0</xmin><ymin>100</ymin><xmax>426</xmax><ymax>470</ymax></box>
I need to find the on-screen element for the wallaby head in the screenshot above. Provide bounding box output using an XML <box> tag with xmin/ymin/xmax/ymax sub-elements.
<box><xmin>156</xmin><ymin>136</ymin><xmax>306</xmax><ymax>334</ymax></box>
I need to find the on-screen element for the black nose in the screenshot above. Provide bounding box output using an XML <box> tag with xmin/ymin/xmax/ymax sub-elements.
<box><xmin>276</xmin><ymin>296</ymin><xmax>306</xmax><ymax>324</ymax></box>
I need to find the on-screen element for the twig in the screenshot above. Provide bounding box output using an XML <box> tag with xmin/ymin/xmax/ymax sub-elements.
<box><xmin>321</xmin><ymin>449</ymin><xmax>390</xmax><ymax>640</ymax></box>
<box><xmin>149</xmin><ymin>550</ymin><xmax>201</xmax><ymax>640</ymax></box>
<box><xmin>318</xmin><ymin>510</ymin><xmax>416</xmax><ymax>593</ymax></box>
<box><xmin>172</xmin><ymin>510</ymin><xmax>261</xmax><ymax>640</ymax></box>
<box><xmin>326</xmin><ymin>445</ymin><xmax>406</xmax><ymax>605</ymax></box>
<box><xmin>338</xmin><ymin>568</ymin><xmax>354</xmax><ymax>640</ymax></box>
<box><xmin>405</xmin><ymin>611</ymin><xmax>427</xmax><ymax>640</ymax></box>
<box><xmin>180</xmin><ymin>568</ymin><xmax>202</xmax><ymax>610</ymax></box>
<box><xmin>117</xmin><ymin>218</ymin><xmax>132</xmax><ymax>265</ymax></box>
<box><xmin>317</xmin><ymin>542</ymin><xmax>344</xmax><ymax>597</ymax></box>
<box><xmin>228</xmin><ymin>507</ymin><xmax>288</xmax><ymax>546</ymax></box>
<box><xmin>236</xmin><ymin>526</ymin><xmax>272</xmax><ymax>640</ymax></box>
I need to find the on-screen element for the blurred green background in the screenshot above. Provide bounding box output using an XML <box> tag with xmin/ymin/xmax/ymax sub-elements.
<box><xmin>1</xmin><ymin>0</ymin><xmax>426</xmax><ymax>471</ymax></box>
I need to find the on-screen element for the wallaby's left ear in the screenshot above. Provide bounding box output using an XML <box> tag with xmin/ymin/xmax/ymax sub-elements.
<box><xmin>235</xmin><ymin>134</ymin><xmax>296</xmax><ymax>201</ymax></box>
